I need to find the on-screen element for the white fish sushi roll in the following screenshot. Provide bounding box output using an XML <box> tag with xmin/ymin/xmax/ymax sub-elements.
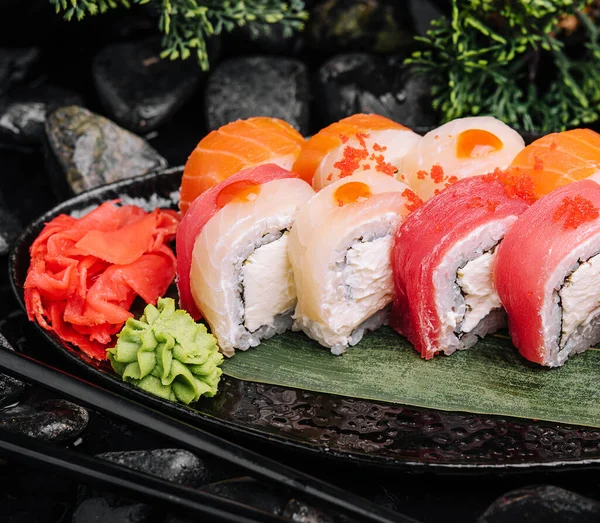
<box><xmin>288</xmin><ymin>171</ymin><xmax>419</xmax><ymax>354</ymax></box>
<box><xmin>401</xmin><ymin>116</ymin><xmax>525</xmax><ymax>201</ymax></box>
<box><xmin>176</xmin><ymin>164</ymin><xmax>315</xmax><ymax>356</ymax></box>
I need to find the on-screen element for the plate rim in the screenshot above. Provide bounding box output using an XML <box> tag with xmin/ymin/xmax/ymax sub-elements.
<box><xmin>8</xmin><ymin>167</ymin><xmax>600</xmax><ymax>474</ymax></box>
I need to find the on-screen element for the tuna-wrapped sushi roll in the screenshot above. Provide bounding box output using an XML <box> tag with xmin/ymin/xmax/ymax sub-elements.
<box><xmin>176</xmin><ymin>164</ymin><xmax>315</xmax><ymax>356</ymax></box>
<box><xmin>495</xmin><ymin>180</ymin><xmax>600</xmax><ymax>367</ymax></box>
<box><xmin>289</xmin><ymin>171</ymin><xmax>420</xmax><ymax>354</ymax></box>
<box><xmin>391</xmin><ymin>176</ymin><xmax>530</xmax><ymax>359</ymax></box>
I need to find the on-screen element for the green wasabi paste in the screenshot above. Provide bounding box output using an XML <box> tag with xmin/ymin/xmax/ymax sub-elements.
<box><xmin>107</xmin><ymin>298</ymin><xmax>223</xmax><ymax>405</ymax></box>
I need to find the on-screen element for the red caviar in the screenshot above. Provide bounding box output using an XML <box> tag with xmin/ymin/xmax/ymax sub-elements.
<box><xmin>373</xmin><ymin>143</ymin><xmax>387</xmax><ymax>152</ymax></box>
<box><xmin>373</xmin><ymin>154</ymin><xmax>396</xmax><ymax>176</ymax></box>
<box><xmin>553</xmin><ymin>195</ymin><xmax>599</xmax><ymax>229</ymax></box>
<box><xmin>339</xmin><ymin>134</ymin><xmax>349</xmax><ymax>144</ymax></box>
<box><xmin>334</xmin><ymin>181</ymin><xmax>372</xmax><ymax>207</ymax></box>
<box><xmin>333</xmin><ymin>145</ymin><xmax>369</xmax><ymax>179</ymax></box>
<box><xmin>356</xmin><ymin>132</ymin><xmax>369</xmax><ymax>149</ymax></box>
<box><xmin>497</xmin><ymin>169</ymin><xmax>536</xmax><ymax>203</ymax></box>
<box><xmin>487</xmin><ymin>199</ymin><xmax>499</xmax><ymax>212</ymax></box>
<box><xmin>533</xmin><ymin>157</ymin><xmax>544</xmax><ymax>171</ymax></box>
<box><xmin>467</xmin><ymin>197</ymin><xmax>484</xmax><ymax>209</ymax></box>
<box><xmin>402</xmin><ymin>188</ymin><xmax>423</xmax><ymax>213</ymax></box>
<box><xmin>430</xmin><ymin>164</ymin><xmax>445</xmax><ymax>184</ymax></box>
<box><xmin>417</xmin><ymin>170</ymin><xmax>427</xmax><ymax>180</ymax></box>
<box><xmin>216</xmin><ymin>181</ymin><xmax>261</xmax><ymax>208</ymax></box>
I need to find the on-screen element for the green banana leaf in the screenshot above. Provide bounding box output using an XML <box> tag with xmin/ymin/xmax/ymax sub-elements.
<box><xmin>221</xmin><ymin>327</ymin><xmax>600</xmax><ymax>427</ymax></box>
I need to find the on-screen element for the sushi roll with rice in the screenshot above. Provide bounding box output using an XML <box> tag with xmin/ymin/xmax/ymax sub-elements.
<box><xmin>179</xmin><ymin>117</ymin><xmax>306</xmax><ymax>214</ymax></box>
<box><xmin>391</xmin><ymin>175</ymin><xmax>530</xmax><ymax>359</ymax></box>
<box><xmin>505</xmin><ymin>128</ymin><xmax>600</xmax><ymax>199</ymax></box>
<box><xmin>177</xmin><ymin>164</ymin><xmax>315</xmax><ymax>356</ymax></box>
<box><xmin>288</xmin><ymin>171</ymin><xmax>420</xmax><ymax>354</ymax></box>
<box><xmin>401</xmin><ymin>116</ymin><xmax>525</xmax><ymax>201</ymax></box>
<box><xmin>495</xmin><ymin>179</ymin><xmax>600</xmax><ymax>367</ymax></box>
<box><xmin>293</xmin><ymin>113</ymin><xmax>421</xmax><ymax>190</ymax></box>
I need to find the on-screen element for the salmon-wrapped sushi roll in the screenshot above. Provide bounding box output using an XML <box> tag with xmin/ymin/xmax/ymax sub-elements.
<box><xmin>505</xmin><ymin>128</ymin><xmax>600</xmax><ymax>199</ymax></box>
<box><xmin>177</xmin><ymin>164</ymin><xmax>315</xmax><ymax>356</ymax></box>
<box><xmin>179</xmin><ymin>117</ymin><xmax>306</xmax><ymax>214</ymax></box>
<box><xmin>293</xmin><ymin>113</ymin><xmax>421</xmax><ymax>190</ymax></box>
<box><xmin>402</xmin><ymin>116</ymin><xmax>525</xmax><ymax>201</ymax></box>
<box><xmin>495</xmin><ymin>180</ymin><xmax>600</xmax><ymax>367</ymax></box>
<box><xmin>289</xmin><ymin>171</ymin><xmax>420</xmax><ymax>354</ymax></box>
<box><xmin>391</xmin><ymin>176</ymin><xmax>530</xmax><ymax>359</ymax></box>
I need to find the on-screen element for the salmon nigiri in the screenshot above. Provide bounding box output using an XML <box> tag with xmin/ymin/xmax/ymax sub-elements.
<box><xmin>179</xmin><ymin>117</ymin><xmax>306</xmax><ymax>214</ymax></box>
<box><xmin>401</xmin><ymin>116</ymin><xmax>525</xmax><ymax>201</ymax></box>
<box><xmin>292</xmin><ymin>113</ymin><xmax>421</xmax><ymax>190</ymax></box>
<box><xmin>506</xmin><ymin>129</ymin><xmax>600</xmax><ymax>199</ymax></box>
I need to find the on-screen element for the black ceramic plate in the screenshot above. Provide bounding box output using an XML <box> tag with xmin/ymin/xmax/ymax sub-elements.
<box><xmin>9</xmin><ymin>168</ymin><xmax>600</xmax><ymax>473</ymax></box>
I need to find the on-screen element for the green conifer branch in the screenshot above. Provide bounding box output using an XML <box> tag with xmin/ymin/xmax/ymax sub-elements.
<box><xmin>407</xmin><ymin>0</ymin><xmax>600</xmax><ymax>132</ymax></box>
<box><xmin>48</xmin><ymin>0</ymin><xmax>307</xmax><ymax>70</ymax></box>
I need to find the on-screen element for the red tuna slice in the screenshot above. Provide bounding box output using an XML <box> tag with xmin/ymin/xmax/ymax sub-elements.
<box><xmin>391</xmin><ymin>175</ymin><xmax>531</xmax><ymax>359</ymax></box>
<box><xmin>494</xmin><ymin>179</ymin><xmax>600</xmax><ymax>366</ymax></box>
<box><xmin>176</xmin><ymin>163</ymin><xmax>300</xmax><ymax>320</ymax></box>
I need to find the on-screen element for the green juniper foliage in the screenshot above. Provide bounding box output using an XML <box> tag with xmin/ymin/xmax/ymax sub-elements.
<box><xmin>49</xmin><ymin>0</ymin><xmax>307</xmax><ymax>70</ymax></box>
<box><xmin>407</xmin><ymin>0</ymin><xmax>600</xmax><ymax>132</ymax></box>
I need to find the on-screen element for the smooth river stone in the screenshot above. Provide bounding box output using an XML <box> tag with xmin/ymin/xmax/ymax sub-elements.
<box><xmin>0</xmin><ymin>399</ymin><xmax>89</xmax><ymax>441</ymax></box>
<box><xmin>204</xmin><ymin>56</ymin><xmax>310</xmax><ymax>135</ymax></box>
<box><xmin>306</xmin><ymin>0</ymin><xmax>415</xmax><ymax>55</ymax></box>
<box><xmin>96</xmin><ymin>449</ymin><xmax>211</xmax><ymax>488</ymax></box>
<box><xmin>0</xmin><ymin>206</ymin><xmax>21</xmax><ymax>257</ymax></box>
<box><xmin>0</xmin><ymin>332</ymin><xmax>25</xmax><ymax>407</ymax></box>
<box><xmin>72</xmin><ymin>497</ymin><xmax>153</xmax><ymax>523</ymax></box>
<box><xmin>0</xmin><ymin>84</ymin><xmax>83</xmax><ymax>147</ymax></box>
<box><xmin>0</xmin><ymin>47</ymin><xmax>40</xmax><ymax>96</ymax></box>
<box><xmin>92</xmin><ymin>37</ymin><xmax>203</xmax><ymax>134</ymax></box>
<box><xmin>478</xmin><ymin>485</ymin><xmax>600</xmax><ymax>523</ymax></box>
<box><xmin>316</xmin><ymin>53</ymin><xmax>436</xmax><ymax>129</ymax></box>
<box><xmin>44</xmin><ymin>105</ymin><xmax>167</xmax><ymax>195</ymax></box>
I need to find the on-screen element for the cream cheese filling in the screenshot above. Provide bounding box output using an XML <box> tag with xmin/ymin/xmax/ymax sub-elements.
<box><xmin>242</xmin><ymin>231</ymin><xmax>295</xmax><ymax>333</ymax></box>
<box><xmin>559</xmin><ymin>253</ymin><xmax>600</xmax><ymax>347</ymax></box>
<box><xmin>343</xmin><ymin>235</ymin><xmax>393</xmax><ymax>309</ymax></box>
<box><xmin>456</xmin><ymin>248</ymin><xmax>501</xmax><ymax>333</ymax></box>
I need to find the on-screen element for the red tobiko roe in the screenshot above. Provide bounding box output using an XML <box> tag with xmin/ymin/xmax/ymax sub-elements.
<box><xmin>176</xmin><ymin>163</ymin><xmax>300</xmax><ymax>320</ymax></box>
<box><xmin>553</xmin><ymin>195</ymin><xmax>600</xmax><ymax>229</ymax></box>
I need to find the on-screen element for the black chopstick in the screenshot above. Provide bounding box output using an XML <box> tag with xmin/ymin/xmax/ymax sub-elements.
<box><xmin>0</xmin><ymin>427</ymin><xmax>284</xmax><ymax>523</ymax></box>
<box><xmin>0</xmin><ymin>348</ymin><xmax>419</xmax><ymax>523</ymax></box>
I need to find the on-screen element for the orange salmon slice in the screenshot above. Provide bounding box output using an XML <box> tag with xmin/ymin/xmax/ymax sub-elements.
<box><xmin>508</xmin><ymin>129</ymin><xmax>600</xmax><ymax>199</ymax></box>
<box><xmin>179</xmin><ymin>117</ymin><xmax>305</xmax><ymax>214</ymax></box>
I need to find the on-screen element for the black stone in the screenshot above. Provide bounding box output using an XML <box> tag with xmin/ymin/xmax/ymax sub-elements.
<box><xmin>204</xmin><ymin>56</ymin><xmax>310</xmax><ymax>134</ymax></box>
<box><xmin>282</xmin><ymin>499</ymin><xmax>339</xmax><ymax>523</ymax></box>
<box><xmin>0</xmin><ymin>206</ymin><xmax>21</xmax><ymax>257</ymax></box>
<box><xmin>315</xmin><ymin>53</ymin><xmax>436</xmax><ymax>129</ymax></box>
<box><xmin>0</xmin><ymin>399</ymin><xmax>88</xmax><ymax>442</ymax></box>
<box><xmin>478</xmin><ymin>485</ymin><xmax>600</xmax><ymax>523</ymax></box>
<box><xmin>72</xmin><ymin>497</ymin><xmax>153</xmax><ymax>523</ymax></box>
<box><xmin>0</xmin><ymin>84</ymin><xmax>83</xmax><ymax>147</ymax></box>
<box><xmin>96</xmin><ymin>449</ymin><xmax>211</xmax><ymax>488</ymax></box>
<box><xmin>0</xmin><ymin>333</ymin><xmax>25</xmax><ymax>408</ymax></box>
<box><xmin>306</xmin><ymin>0</ymin><xmax>415</xmax><ymax>56</ymax></box>
<box><xmin>0</xmin><ymin>47</ymin><xmax>40</xmax><ymax>96</ymax></box>
<box><xmin>92</xmin><ymin>37</ymin><xmax>203</xmax><ymax>134</ymax></box>
<box><xmin>44</xmin><ymin>105</ymin><xmax>167</xmax><ymax>196</ymax></box>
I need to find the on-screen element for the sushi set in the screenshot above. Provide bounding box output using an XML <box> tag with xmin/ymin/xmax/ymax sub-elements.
<box><xmin>9</xmin><ymin>112</ymin><xmax>600</xmax><ymax>469</ymax></box>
